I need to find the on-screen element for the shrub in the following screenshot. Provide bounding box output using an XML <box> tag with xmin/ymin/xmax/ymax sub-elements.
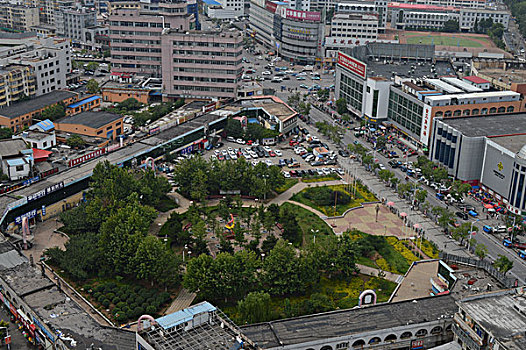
<box><xmin>116</xmin><ymin>313</ymin><xmax>128</xmax><ymax>323</ymax></box>
<box><xmin>146</xmin><ymin>305</ymin><xmax>157</xmax><ymax>314</ymax></box>
<box><xmin>133</xmin><ymin>306</ymin><xmax>144</xmax><ymax>317</ymax></box>
<box><xmin>93</xmin><ymin>292</ymin><xmax>101</xmax><ymax>300</ymax></box>
<box><xmin>116</xmin><ymin>302</ymin><xmax>126</xmax><ymax>310</ymax></box>
<box><xmin>101</xmin><ymin>299</ymin><xmax>111</xmax><ymax>308</ymax></box>
<box><xmin>106</xmin><ymin>292</ymin><xmax>115</xmax><ymax>301</ymax></box>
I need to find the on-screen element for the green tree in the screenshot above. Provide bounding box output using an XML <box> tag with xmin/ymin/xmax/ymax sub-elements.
<box><xmin>494</xmin><ymin>255</ymin><xmax>513</xmax><ymax>273</ymax></box>
<box><xmin>298</xmin><ymin>102</ymin><xmax>311</xmax><ymax>116</ymax></box>
<box><xmin>133</xmin><ymin>236</ymin><xmax>181</xmax><ymax>287</ymax></box>
<box><xmin>41</xmin><ymin>103</ymin><xmax>65</xmax><ymax>121</ymax></box>
<box><xmin>279</xmin><ymin>206</ymin><xmax>301</xmax><ymax>245</ymax></box>
<box><xmin>450</xmin><ymin>180</ymin><xmax>472</xmax><ymax>201</ymax></box>
<box><xmin>262</xmin><ymin>240</ymin><xmax>317</xmax><ymax>295</ymax></box>
<box><xmin>443</xmin><ymin>19</ymin><xmax>459</xmax><ymax>32</ymax></box>
<box><xmin>86</xmin><ymin>62</ymin><xmax>100</xmax><ymax>72</ymax></box>
<box><xmin>0</xmin><ymin>127</ymin><xmax>13</xmax><ymax>139</ymax></box>
<box><xmin>317</xmin><ymin>89</ymin><xmax>330</xmax><ymax>102</ymax></box>
<box><xmin>335</xmin><ymin>98</ymin><xmax>347</xmax><ymax>115</ymax></box>
<box><xmin>225</xmin><ymin>117</ymin><xmax>244</xmax><ymax>138</ymax></box>
<box><xmin>287</xmin><ymin>92</ymin><xmax>301</xmax><ymax>109</ymax></box>
<box><xmin>66</xmin><ymin>135</ymin><xmax>86</xmax><ymax>148</ymax></box>
<box><xmin>183</xmin><ymin>254</ymin><xmax>219</xmax><ymax>300</ymax></box>
<box><xmin>415</xmin><ymin>189</ymin><xmax>428</xmax><ymax>205</ymax></box>
<box><xmin>86</xmin><ymin>79</ymin><xmax>100</xmax><ymax>94</ymax></box>
<box><xmin>475</xmin><ymin>243</ymin><xmax>488</xmax><ymax>260</ymax></box>
<box><xmin>117</xmin><ymin>98</ymin><xmax>142</xmax><ymax>111</ymax></box>
<box><xmin>237</xmin><ymin>292</ymin><xmax>272</xmax><ymax>324</ymax></box>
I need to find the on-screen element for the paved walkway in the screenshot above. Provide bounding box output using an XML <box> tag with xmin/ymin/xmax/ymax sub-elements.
<box><xmin>356</xmin><ymin>263</ymin><xmax>403</xmax><ymax>283</ymax></box>
<box><xmin>164</xmin><ymin>288</ymin><xmax>196</xmax><ymax>315</ymax></box>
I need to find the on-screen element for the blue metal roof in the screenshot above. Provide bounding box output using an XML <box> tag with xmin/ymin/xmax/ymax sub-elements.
<box><xmin>6</xmin><ymin>158</ymin><xmax>26</xmax><ymax>166</ymax></box>
<box><xmin>202</xmin><ymin>0</ymin><xmax>221</xmax><ymax>5</ymax></box>
<box><xmin>34</xmin><ymin>119</ymin><xmax>55</xmax><ymax>132</ymax></box>
<box><xmin>155</xmin><ymin>302</ymin><xmax>216</xmax><ymax>330</ymax></box>
<box><xmin>67</xmin><ymin>95</ymin><xmax>101</xmax><ymax>109</ymax></box>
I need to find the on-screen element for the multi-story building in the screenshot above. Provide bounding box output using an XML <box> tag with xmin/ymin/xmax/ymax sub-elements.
<box><xmin>459</xmin><ymin>8</ymin><xmax>510</xmax><ymax>32</ymax></box>
<box><xmin>249</xmin><ymin>0</ymin><xmax>324</xmax><ymax>64</ymax></box>
<box><xmin>109</xmin><ymin>1</ymin><xmax>194</xmax><ymax>77</ymax></box>
<box><xmin>216</xmin><ymin>0</ymin><xmax>245</xmax><ymax>18</ymax></box>
<box><xmin>389</xmin><ymin>2</ymin><xmax>460</xmax><ymax>31</ymax></box>
<box><xmin>0</xmin><ymin>4</ymin><xmax>40</xmax><ymax>31</ymax></box>
<box><xmin>411</xmin><ymin>0</ymin><xmax>486</xmax><ymax>9</ymax></box>
<box><xmin>0</xmin><ymin>64</ymin><xmax>36</xmax><ymax>108</ymax></box>
<box><xmin>55</xmin><ymin>6</ymin><xmax>97</xmax><ymax>42</ymax></box>
<box><xmin>325</xmin><ymin>13</ymin><xmax>379</xmax><ymax>51</ymax></box>
<box><xmin>162</xmin><ymin>29</ymin><xmax>243</xmax><ymax>99</ymax></box>
<box><xmin>110</xmin><ymin>0</ymin><xmax>242</xmax><ymax>99</ymax></box>
<box><xmin>2</xmin><ymin>38</ymin><xmax>70</xmax><ymax>95</ymax></box>
<box><xmin>452</xmin><ymin>287</ymin><xmax>526</xmax><ymax>349</ymax></box>
<box><xmin>388</xmin><ymin>79</ymin><xmax>522</xmax><ymax>146</ymax></box>
<box><xmin>335</xmin><ymin>1</ymin><xmax>386</xmax><ymax>31</ymax></box>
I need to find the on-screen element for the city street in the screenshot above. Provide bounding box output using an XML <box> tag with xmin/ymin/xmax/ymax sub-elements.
<box><xmin>0</xmin><ymin>305</ymin><xmax>35</xmax><ymax>350</ymax></box>
<box><xmin>304</xmin><ymin>105</ymin><xmax>526</xmax><ymax>284</ymax></box>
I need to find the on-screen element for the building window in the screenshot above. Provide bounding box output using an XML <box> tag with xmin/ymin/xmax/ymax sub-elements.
<box><xmin>507</xmin><ymin>106</ymin><xmax>515</xmax><ymax>113</ymax></box>
<box><xmin>15</xmin><ymin>165</ymin><xmax>23</xmax><ymax>172</ymax></box>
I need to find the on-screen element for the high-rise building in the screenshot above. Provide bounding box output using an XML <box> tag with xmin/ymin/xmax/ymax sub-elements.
<box><xmin>0</xmin><ymin>4</ymin><xmax>40</xmax><ymax>31</ymax></box>
<box><xmin>0</xmin><ymin>65</ymin><xmax>36</xmax><ymax>107</ymax></box>
<box><xmin>55</xmin><ymin>6</ymin><xmax>97</xmax><ymax>42</ymax></box>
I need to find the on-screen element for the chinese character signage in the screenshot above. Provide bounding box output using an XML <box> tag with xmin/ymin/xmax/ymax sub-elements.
<box><xmin>283</xmin><ymin>8</ymin><xmax>321</xmax><ymax>21</ymax></box>
<box><xmin>337</xmin><ymin>52</ymin><xmax>367</xmax><ymax>79</ymax></box>
<box><xmin>68</xmin><ymin>148</ymin><xmax>106</xmax><ymax>167</ymax></box>
<box><xmin>15</xmin><ymin>209</ymin><xmax>38</xmax><ymax>225</ymax></box>
<box><xmin>27</xmin><ymin>182</ymin><xmax>64</xmax><ymax>202</ymax></box>
<box><xmin>420</xmin><ymin>105</ymin><xmax>432</xmax><ymax>145</ymax></box>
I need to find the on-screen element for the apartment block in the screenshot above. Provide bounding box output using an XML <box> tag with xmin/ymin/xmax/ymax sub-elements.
<box><xmin>0</xmin><ymin>4</ymin><xmax>40</xmax><ymax>31</ymax></box>
<box><xmin>326</xmin><ymin>13</ymin><xmax>379</xmax><ymax>50</ymax></box>
<box><xmin>162</xmin><ymin>29</ymin><xmax>243</xmax><ymax>99</ymax></box>
<box><xmin>1</xmin><ymin>38</ymin><xmax>71</xmax><ymax>96</ymax></box>
<box><xmin>0</xmin><ymin>65</ymin><xmax>36</xmax><ymax>108</ymax></box>
<box><xmin>55</xmin><ymin>7</ymin><xmax>97</xmax><ymax>42</ymax></box>
<box><xmin>109</xmin><ymin>1</ymin><xmax>193</xmax><ymax>77</ymax></box>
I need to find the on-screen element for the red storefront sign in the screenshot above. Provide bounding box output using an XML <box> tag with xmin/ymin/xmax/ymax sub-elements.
<box><xmin>265</xmin><ymin>0</ymin><xmax>278</xmax><ymax>13</ymax></box>
<box><xmin>68</xmin><ymin>148</ymin><xmax>106</xmax><ymax>167</ymax></box>
<box><xmin>337</xmin><ymin>52</ymin><xmax>367</xmax><ymax>79</ymax></box>
<box><xmin>284</xmin><ymin>9</ymin><xmax>321</xmax><ymax>21</ymax></box>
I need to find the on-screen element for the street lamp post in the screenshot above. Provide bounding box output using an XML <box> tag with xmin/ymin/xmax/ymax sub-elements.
<box><xmin>375</xmin><ymin>204</ymin><xmax>380</xmax><ymax>222</ymax></box>
<box><xmin>467</xmin><ymin>219</ymin><xmax>480</xmax><ymax>252</ymax></box>
<box><xmin>311</xmin><ymin>229</ymin><xmax>319</xmax><ymax>244</ymax></box>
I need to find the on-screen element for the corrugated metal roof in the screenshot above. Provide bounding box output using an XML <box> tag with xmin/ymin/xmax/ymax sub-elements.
<box><xmin>0</xmin><ymin>249</ymin><xmax>26</xmax><ymax>269</ymax></box>
<box><xmin>6</xmin><ymin>158</ymin><xmax>26</xmax><ymax>166</ymax></box>
<box><xmin>33</xmin><ymin>119</ymin><xmax>55</xmax><ymax>132</ymax></box>
<box><xmin>67</xmin><ymin>95</ymin><xmax>101</xmax><ymax>109</ymax></box>
<box><xmin>155</xmin><ymin>302</ymin><xmax>216</xmax><ymax>330</ymax></box>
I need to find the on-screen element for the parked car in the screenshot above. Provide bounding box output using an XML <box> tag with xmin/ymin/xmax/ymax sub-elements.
<box><xmin>456</xmin><ymin>211</ymin><xmax>468</xmax><ymax>220</ymax></box>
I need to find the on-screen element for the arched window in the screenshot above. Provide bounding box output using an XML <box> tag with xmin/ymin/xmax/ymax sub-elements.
<box><xmin>435</xmin><ymin>111</ymin><xmax>443</xmax><ymax>117</ymax></box>
<box><xmin>498</xmin><ymin>106</ymin><xmax>505</xmax><ymax>113</ymax></box>
<box><xmin>400</xmin><ymin>331</ymin><xmax>413</xmax><ymax>339</ymax></box>
<box><xmin>453</xmin><ymin>110</ymin><xmax>461</xmax><ymax>116</ymax></box>
<box><xmin>507</xmin><ymin>106</ymin><xmax>515</xmax><ymax>113</ymax></box>
<box><xmin>445</xmin><ymin>324</ymin><xmax>453</xmax><ymax>332</ymax></box>
<box><xmin>444</xmin><ymin>110</ymin><xmax>452</xmax><ymax>117</ymax></box>
<box><xmin>384</xmin><ymin>334</ymin><xmax>397</xmax><ymax>342</ymax></box>
<box><xmin>472</xmin><ymin>109</ymin><xmax>479</xmax><ymax>115</ymax></box>
<box><xmin>431</xmin><ymin>326</ymin><xmax>443</xmax><ymax>334</ymax></box>
<box><xmin>462</xmin><ymin>109</ymin><xmax>470</xmax><ymax>116</ymax></box>
<box><xmin>352</xmin><ymin>339</ymin><xmax>366</xmax><ymax>348</ymax></box>
<box><xmin>320</xmin><ymin>346</ymin><xmax>333</xmax><ymax>350</ymax></box>
<box><xmin>489</xmin><ymin>107</ymin><xmax>497</xmax><ymax>114</ymax></box>
<box><xmin>416</xmin><ymin>329</ymin><xmax>428</xmax><ymax>337</ymax></box>
<box><xmin>368</xmin><ymin>337</ymin><xmax>381</xmax><ymax>344</ymax></box>
<box><xmin>481</xmin><ymin>108</ymin><xmax>488</xmax><ymax>115</ymax></box>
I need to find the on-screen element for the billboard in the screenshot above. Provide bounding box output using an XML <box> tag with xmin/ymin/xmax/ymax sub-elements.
<box><xmin>420</xmin><ymin>104</ymin><xmax>432</xmax><ymax>145</ymax></box>
<box><xmin>282</xmin><ymin>8</ymin><xmax>321</xmax><ymax>21</ymax></box>
<box><xmin>337</xmin><ymin>52</ymin><xmax>366</xmax><ymax>79</ymax></box>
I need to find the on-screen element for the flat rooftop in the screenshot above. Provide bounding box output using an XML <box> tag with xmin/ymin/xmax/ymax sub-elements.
<box><xmin>490</xmin><ymin>134</ymin><xmax>526</xmax><ymax>154</ymax></box>
<box><xmin>438</xmin><ymin>113</ymin><xmax>526</xmax><ymax>137</ymax></box>
<box><xmin>458</xmin><ymin>289</ymin><xmax>526</xmax><ymax>350</ymax></box>
<box><xmin>0</xmin><ymin>91</ymin><xmax>78</xmax><ymax>119</ymax></box>
<box><xmin>365</xmin><ymin>59</ymin><xmax>453</xmax><ymax>79</ymax></box>
<box><xmin>238</xmin><ymin>96</ymin><xmax>296</xmax><ymax>122</ymax></box>
<box><xmin>0</xmin><ymin>241</ymin><xmax>135</xmax><ymax>349</ymax></box>
<box><xmin>242</xmin><ymin>294</ymin><xmax>457</xmax><ymax>348</ymax></box>
<box><xmin>56</xmin><ymin>111</ymin><xmax>122</xmax><ymax>129</ymax></box>
<box><xmin>391</xmin><ymin>260</ymin><xmax>439</xmax><ymax>302</ymax></box>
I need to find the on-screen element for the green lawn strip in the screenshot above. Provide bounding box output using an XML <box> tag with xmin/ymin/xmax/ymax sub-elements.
<box><xmin>279</xmin><ymin>202</ymin><xmax>333</xmax><ymax>244</ymax></box>
<box><xmin>302</xmin><ymin>174</ymin><xmax>340</xmax><ymax>183</ymax></box>
<box><xmin>406</xmin><ymin>35</ymin><xmax>483</xmax><ymax>47</ymax></box>
<box><xmin>291</xmin><ymin>184</ymin><xmax>377</xmax><ymax>216</ymax></box>
<box><xmin>275</xmin><ymin>178</ymin><xmax>299</xmax><ymax>194</ymax></box>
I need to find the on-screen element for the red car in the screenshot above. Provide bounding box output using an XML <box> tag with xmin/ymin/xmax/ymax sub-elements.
<box><xmin>269</xmin><ymin>151</ymin><xmax>276</xmax><ymax>157</ymax></box>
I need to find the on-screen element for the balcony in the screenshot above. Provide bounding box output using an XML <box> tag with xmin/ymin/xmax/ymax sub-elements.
<box><xmin>453</xmin><ymin>314</ymin><xmax>484</xmax><ymax>349</ymax></box>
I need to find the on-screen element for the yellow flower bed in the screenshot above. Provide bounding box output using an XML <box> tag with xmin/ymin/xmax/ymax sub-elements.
<box><xmin>376</xmin><ymin>258</ymin><xmax>390</xmax><ymax>272</ymax></box>
<box><xmin>386</xmin><ymin>236</ymin><xmax>419</xmax><ymax>264</ymax></box>
<box><xmin>414</xmin><ymin>238</ymin><xmax>439</xmax><ymax>259</ymax></box>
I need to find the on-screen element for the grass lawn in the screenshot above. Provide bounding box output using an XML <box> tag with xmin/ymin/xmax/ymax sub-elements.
<box><xmin>280</xmin><ymin>202</ymin><xmax>333</xmax><ymax>245</ymax></box>
<box><xmin>223</xmin><ymin>274</ymin><xmax>397</xmax><ymax>324</ymax></box>
<box><xmin>405</xmin><ymin>35</ymin><xmax>484</xmax><ymax>47</ymax></box>
<box><xmin>291</xmin><ymin>184</ymin><xmax>377</xmax><ymax>216</ymax></box>
<box><xmin>275</xmin><ymin>178</ymin><xmax>299</xmax><ymax>194</ymax></box>
<box><xmin>302</xmin><ymin>174</ymin><xmax>340</xmax><ymax>183</ymax></box>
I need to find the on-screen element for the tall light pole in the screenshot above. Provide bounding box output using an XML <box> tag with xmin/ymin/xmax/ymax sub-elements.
<box><xmin>311</xmin><ymin>229</ymin><xmax>319</xmax><ymax>244</ymax></box>
<box><xmin>468</xmin><ymin>219</ymin><xmax>480</xmax><ymax>252</ymax></box>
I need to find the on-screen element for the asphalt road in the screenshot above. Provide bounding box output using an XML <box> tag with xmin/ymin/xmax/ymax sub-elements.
<box><xmin>0</xmin><ymin>305</ymin><xmax>35</xmax><ymax>350</ymax></box>
<box><xmin>306</xmin><ymin>106</ymin><xmax>526</xmax><ymax>284</ymax></box>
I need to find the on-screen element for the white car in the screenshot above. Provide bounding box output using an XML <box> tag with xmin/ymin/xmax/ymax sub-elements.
<box><xmin>275</xmin><ymin>150</ymin><xmax>283</xmax><ymax>157</ymax></box>
<box><xmin>283</xmin><ymin>171</ymin><xmax>291</xmax><ymax>178</ymax></box>
<box><xmin>265</xmin><ymin>160</ymin><xmax>273</xmax><ymax>166</ymax></box>
<box><xmin>271</xmin><ymin>77</ymin><xmax>283</xmax><ymax>82</ymax></box>
<box><xmin>214</xmin><ymin>150</ymin><xmax>220</xmax><ymax>155</ymax></box>
<box><xmin>236</xmin><ymin>138</ymin><xmax>246</xmax><ymax>145</ymax></box>
<box><xmin>297</xmin><ymin>72</ymin><xmax>307</xmax><ymax>76</ymax></box>
<box><xmin>263</xmin><ymin>146</ymin><xmax>272</xmax><ymax>152</ymax></box>
<box><xmin>221</xmin><ymin>150</ymin><xmax>228</xmax><ymax>156</ymax></box>
<box><xmin>262</xmin><ymin>71</ymin><xmax>272</xmax><ymax>75</ymax></box>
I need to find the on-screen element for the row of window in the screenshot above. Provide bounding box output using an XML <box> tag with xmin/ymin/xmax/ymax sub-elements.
<box><xmin>174</xmin><ymin>67</ymin><xmax>241</xmax><ymax>75</ymax></box>
<box><xmin>173</xmin><ymin>76</ymin><xmax>236</xmax><ymax>83</ymax></box>
<box><xmin>173</xmin><ymin>85</ymin><xmax>234</xmax><ymax>92</ymax></box>
<box><xmin>109</xmin><ymin>21</ymin><xmax>165</xmax><ymax>28</ymax></box>
<box><xmin>113</xmin><ymin>55</ymin><xmax>161</xmax><ymax>61</ymax></box>
<box><xmin>172</xmin><ymin>41</ymin><xmax>241</xmax><ymax>48</ymax></box>
<box><xmin>112</xmin><ymin>47</ymin><xmax>161</xmax><ymax>53</ymax></box>
<box><xmin>172</xmin><ymin>58</ymin><xmax>242</xmax><ymax>66</ymax></box>
<box><xmin>340</xmin><ymin>74</ymin><xmax>364</xmax><ymax>112</ymax></box>
<box><xmin>112</xmin><ymin>38</ymin><xmax>160</xmax><ymax>45</ymax></box>
<box><xmin>434</xmin><ymin>106</ymin><xmax>515</xmax><ymax>118</ymax></box>
<box><xmin>172</xmin><ymin>50</ymin><xmax>240</xmax><ymax>57</ymax></box>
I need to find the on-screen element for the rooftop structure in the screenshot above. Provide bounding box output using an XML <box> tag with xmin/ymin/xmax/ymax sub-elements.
<box><xmin>56</xmin><ymin>111</ymin><xmax>122</xmax><ymax>129</ymax></box>
<box><xmin>137</xmin><ymin>301</ymin><xmax>257</xmax><ymax>350</ymax></box>
<box><xmin>454</xmin><ymin>288</ymin><xmax>526</xmax><ymax>350</ymax></box>
<box><xmin>0</xmin><ymin>240</ymin><xmax>135</xmax><ymax>349</ymax></box>
<box><xmin>435</xmin><ymin>113</ymin><xmax>526</xmax><ymax>137</ymax></box>
<box><xmin>425</xmin><ymin>79</ymin><xmax>464</xmax><ymax>94</ymax></box>
<box><xmin>441</xmin><ymin>77</ymin><xmax>483</xmax><ymax>93</ymax></box>
<box><xmin>0</xmin><ymin>91</ymin><xmax>77</xmax><ymax>119</ymax></box>
<box><xmin>463</xmin><ymin>76</ymin><xmax>490</xmax><ymax>85</ymax></box>
<box><xmin>242</xmin><ymin>294</ymin><xmax>457</xmax><ymax>349</ymax></box>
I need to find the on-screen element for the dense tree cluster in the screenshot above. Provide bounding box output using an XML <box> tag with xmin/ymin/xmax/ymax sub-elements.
<box><xmin>173</xmin><ymin>156</ymin><xmax>284</xmax><ymax>201</ymax></box>
<box><xmin>46</xmin><ymin>161</ymin><xmax>179</xmax><ymax>287</ymax></box>
<box><xmin>224</xmin><ymin>118</ymin><xmax>279</xmax><ymax>140</ymax></box>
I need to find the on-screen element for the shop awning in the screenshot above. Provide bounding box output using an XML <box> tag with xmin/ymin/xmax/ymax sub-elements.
<box><xmin>32</xmin><ymin>148</ymin><xmax>52</xmax><ymax>162</ymax></box>
<box><xmin>484</xmin><ymin>203</ymin><xmax>494</xmax><ymax>209</ymax></box>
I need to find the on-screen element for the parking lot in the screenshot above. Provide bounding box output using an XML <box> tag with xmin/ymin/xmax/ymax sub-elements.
<box><xmin>206</xmin><ymin>133</ymin><xmax>345</xmax><ymax>180</ymax></box>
